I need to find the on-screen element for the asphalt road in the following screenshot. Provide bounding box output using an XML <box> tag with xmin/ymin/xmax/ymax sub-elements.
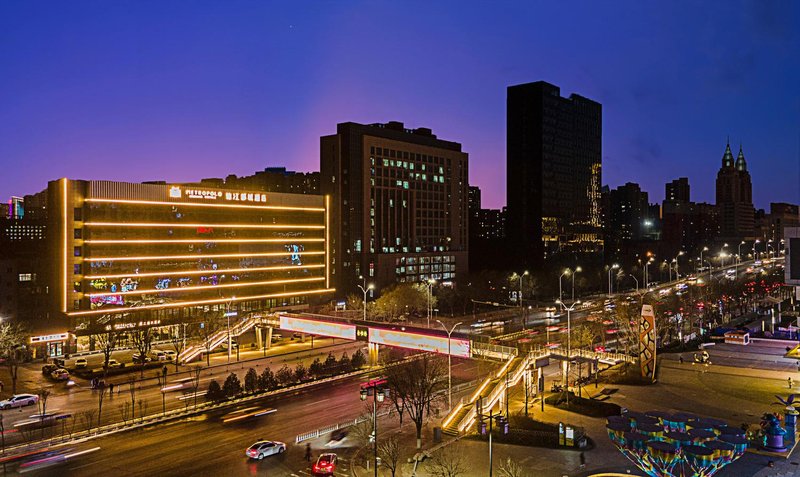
<box><xmin>6</xmin><ymin>357</ymin><xmax>482</xmax><ymax>477</ymax></box>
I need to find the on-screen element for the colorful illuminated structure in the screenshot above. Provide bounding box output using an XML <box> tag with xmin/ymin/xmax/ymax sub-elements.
<box><xmin>606</xmin><ymin>411</ymin><xmax>747</xmax><ymax>477</ymax></box>
<box><xmin>48</xmin><ymin>179</ymin><xmax>334</xmax><ymax>351</ymax></box>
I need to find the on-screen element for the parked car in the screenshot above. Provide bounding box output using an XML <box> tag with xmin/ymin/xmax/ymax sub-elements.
<box><xmin>50</xmin><ymin>369</ymin><xmax>70</xmax><ymax>381</ymax></box>
<box><xmin>245</xmin><ymin>440</ymin><xmax>286</xmax><ymax>460</ymax></box>
<box><xmin>312</xmin><ymin>453</ymin><xmax>337</xmax><ymax>476</ymax></box>
<box><xmin>0</xmin><ymin>394</ymin><xmax>39</xmax><ymax>410</ymax></box>
<box><xmin>163</xmin><ymin>350</ymin><xmax>177</xmax><ymax>361</ymax></box>
<box><xmin>41</xmin><ymin>364</ymin><xmax>57</xmax><ymax>376</ymax></box>
<box><xmin>74</xmin><ymin>358</ymin><xmax>88</xmax><ymax>369</ymax></box>
<box><xmin>105</xmin><ymin>359</ymin><xmax>122</xmax><ymax>369</ymax></box>
<box><xmin>151</xmin><ymin>350</ymin><xmax>167</xmax><ymax>361</ymax></box>
<box><xmin>132</xmin><ymin>353</ymin><xmax>151</xmax><ymax>364</ymax></box>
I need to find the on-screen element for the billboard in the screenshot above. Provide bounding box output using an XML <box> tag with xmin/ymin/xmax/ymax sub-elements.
<box><xmin>639</xmin><ymin>304</ymin><xmax>656</xmax><ymax>381</ymax></box>
<box><xmin>279</xmin><ymin>315</ymin><xmax>356</xmax><ymax>340</ymax></box>
<box><xmin>369</xmin><ymin>328</ymin><xmax>470</xmax><ymax>358</ymax></box>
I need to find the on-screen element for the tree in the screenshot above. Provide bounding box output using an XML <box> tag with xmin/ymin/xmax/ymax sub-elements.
<box><xmin>427</xmin><ymin>444</ymin><xmax>466</xmax><ymax>477</ymax></box>
<box><xmin>258</xmin><ymin>367</ymin><xmax>277</xmax><ymax>391</ymax></box>
<box><xmin>386</xmin><ymin>354</ymin><xmax>447</xmax><ymax>448</ymax></box>
<box><xmin>338</xmin><ymin>352</ymin><xmax>352</xmax><ymax>373</ymax></box>
<box><xmin>0</xmin><ymin>322</ymin><xmax>27</xmax><ymax>394</ymax></box>
<box><xmin>126</xmin><ymin>375</ymin><xmax>137</xmax><ymax>421</ymax></box>
<box><xmin>96</xmin><ymin>383</ymin><xmax>108</xmax><ymax>429</ymax></box>
<box><xmin>323</xmin><ymin>352</ymin><xmax>338</xmax><ymax>375</ymax></box>
<box><xmin>95</xmin><ymin>329</ymin><xmax>122</xmax><ymax>378</ymax></box>
<box><xmin>169</xmin><ymin>324</ymin><xmax>188</xmax><ymax>372</ymax></box>
<box><xmin>499</xmin><ymin>457</ymin><xmax>529</xmax><ymax>477</ymax></box>
<box><xmin>37</xmin><ymin>388</ymin><xmax>51</xmax><ymax>439</ymax></box>
<box><xmin>207</xmin><ymin>379</ymin><xmax>224</xmax><ymax>402</ymax></box>
<box><xmin>373</xmin><ymin>284</ymin><xmax>432</xmax><ymax>322</ymax></box>
<box><xmin>378</xmin><ymin>435</ymin><xmax>402</xmax><ymax>477</ymax></box>
<box><xmin>195</xmin><ymin>313</ymin><xmax>223</xmax><ymax>366</ymax></box>
<box><xmin>189</xmin><ymin>365</ymin><xmax>203</xmax><ymax>409</ymax></box>
<box><xmin>309</xmin><ymin>358</ymin><xmax>324</xmax><ymax>378</ymax></box>
<box><xmin>346</xmin><ymin>293</ymin><xmax>364</xmax><ymax>313</ymax></box>
<box><xmin>351</xmin><ymin>349</ymin><xmax>367</xmax><ymax>370</ymax></box>
<box><xmin>276</xmin><ymin>365</ymin><xmax>294</xmax><ymax>386</ymax></box>
<box><xmin>244</xmin><ymin>368</ymin><xmax>258</xmax><ymax>394</ymax></box>
<box><xmin>222</xmin><ymin>373</ymin><xmax>242</xmax><ymax>398</ymax></box>
<box><xmin>130</xmin><ymin>327</ymin><xmax>154</xmax><ymax>377</ymax></box>
<box><xmin>294</xmin><ymin>363</ymin><xmax>308</xmax><ymax>382</ymax></box>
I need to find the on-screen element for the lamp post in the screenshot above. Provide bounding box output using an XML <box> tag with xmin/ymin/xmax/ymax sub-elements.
<box><xmin>426</xmin><ymin>279</ymin><xmax>436</xmax><ymax>328</ymax></box>
<box><xmin>558</xmin><ymin>269</ymin><xmax>570</xmax><ymax>302</ymax></box>
<box><xmin>699</xmin><ymin>246</ymin><xmax>709</xmax><ymax>274</ymax></box>
<box><xmin>437</xmin><ymin>320</ymin><xmax>463</xmax><ymax>411</ymax></box>
<box><xmin>736</xmin><ymin>241</ymin><xmax>745</xmax><ymax>278</ymax></box>
<box><xmin>572</xmin><ymin>266</ymin><xmax>582</xmax><ymax>302</ymax></box>
<box><xmin>753</xmin><ymin>240</ymin><xmax>760</xmax><ymax>261</ymax></box>
<box><xmin>357</xmin><ymin>278</ymin><xmax>373</xmax><ymax>322</ymax></box>
<box><xmin>475</xmin><ymin>400</ymin><xmax>509</xmax><ymax>477</ymax></box>
<box><xmin>556</xmin><ymin>298</ymin><xmax>580</xmax><ymax>405</ymax></box>
<box><xmin>360</xmin><ymin>379</ymin><xmax>385</xmax><ymax>477</ymax></box>
<box><xmin>224</xmin><ymin>297</ymin><xmax>237</xmax><ymax>364</ymax></box>
<box><xmin>645</xmin><ymin>259</ymin><xmax>653</xmax><ymax>288</ymax></box>
<box><xmin>630</xmin><ymin>274</ymin><xmax>639</xmax><ymax>294</ymax></box>
<box><xmin>607</xmin><ymin>264</ymin><xmax>620</xmax><ymax>297</ymax></box>
<box><xmin>673</xmin><ymin>251</ymin><xmax>684</xmax><ymax>280</ymax></box>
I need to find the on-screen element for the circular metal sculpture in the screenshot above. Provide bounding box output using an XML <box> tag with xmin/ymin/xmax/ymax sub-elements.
<box><xmin>606</xmin><ymin>411</ymin><xmax>747</xmax><ymax>476</ymax></box>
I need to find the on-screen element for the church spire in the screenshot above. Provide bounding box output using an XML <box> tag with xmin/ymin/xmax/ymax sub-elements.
<box><xmin>722</xmin><ymin>140</ymin><xmax>734</xmax><ymax>168</ymax></box>
<box><xmin>736</xmin><ymin>144</ymin><xmax>747</xmax><ymax>171</ymax></box>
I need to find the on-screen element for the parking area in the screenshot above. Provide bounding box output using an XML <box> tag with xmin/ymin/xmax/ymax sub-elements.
<box><xmin>685</xmin><ymin>339</ymin><xmax>799</xmax><ymax>371</ymax></box>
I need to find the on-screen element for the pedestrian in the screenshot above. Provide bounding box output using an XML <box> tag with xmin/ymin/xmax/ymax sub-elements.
<box><xmin>109</xmin><ymin>383</ymin><xmax>114</xmax><ymax>395</ymax></box>
<box><xmin>679</xmin><ymin>355</ymin><xmax>684</xmax><ymax>365</ymax></box>
<box><xmin>305</xmin><ymin>443</ymin><xmax>312</xmax><ymax>462</ymax></box>
<box><xmin>579</xmin><ymin>451</ymin><xmax>585</xmax><ymax>469</ymax></box>
<box><xmin>790</xmin><ymin>377</ymin><xmax>794</xmax><ymax>389</ymax></box>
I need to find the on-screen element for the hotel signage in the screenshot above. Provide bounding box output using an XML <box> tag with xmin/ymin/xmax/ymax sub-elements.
<box><xmin>169</xmin><ymin>186</ymin><xmax>268</xmax><ymax>204</ymax></box>
<box><xmin>30</xmin><ymin>333</ymin><xmax>69</xmax><ymax>343</ymax></box>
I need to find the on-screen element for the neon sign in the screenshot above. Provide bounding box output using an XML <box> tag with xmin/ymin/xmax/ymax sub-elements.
<box><xmin>279</xmin><ymin>315</ymin><xmax>356</xmax><ymax>340</ymax></box>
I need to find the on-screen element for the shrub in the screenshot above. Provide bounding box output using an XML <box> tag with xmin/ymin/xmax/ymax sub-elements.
<box><xmin>351</xmin><ymin>349</ymin><xmax>367</xmax><ymax>369</ymax></box>
<box><xmin>276</xmin><ymin>365</ymin><xmax>294</xmax><ymax>386</ymax></box>
<box><xmin>338</xmin><ymin>352</ymin><xmax>352</xmax><ymax>373</ymax></box>
<box><xmin>258</xmin><ymin>367</ymin><xmax>277</xmax><ymax>391</ymax></box>
<box><xmin>323</xmin><ymin>352</ymin><xmax>338</xmax><ymax>374</ymax></box>
<box><xmin>206</xmin><ymin>379</ymin><xmax>224</xmax><ymax>402</ymax></box>
<box><xmin>295</xmin><ymin>363</ymin><xmax>308</xmax><ymax>382</ymax></box>
<box><xmin>244</xmin><ymin>368</ymin><xmax>258</xmax><ymax>394</ymax></box>
<box><xmin>222</xmin><ymin>372</ymin><xmax>242</xmax><ymax>398</ymax></box>
<box><xmin>309</xmin><ymin>358</ymin><xmax>324</xmax><ymax>378</ymax></box>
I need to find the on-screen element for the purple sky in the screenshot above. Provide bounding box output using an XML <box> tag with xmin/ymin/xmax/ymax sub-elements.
<box><xmin>1</xmin><ymin>1</ymin><xmax>798</xmax><ymax>210</ymax></box>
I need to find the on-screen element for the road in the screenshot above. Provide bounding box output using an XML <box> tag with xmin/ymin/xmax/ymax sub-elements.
<box><xmin>6</xmin><ymin>358</ymin><xmax>484</xmax><ymax>476</ymax></box>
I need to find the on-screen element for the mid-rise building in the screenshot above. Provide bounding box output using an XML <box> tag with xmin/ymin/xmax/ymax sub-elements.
<box><xmin>48</xmin><ymin>179</ymin><xmax>333</xmax><ymax>352</ymax></box>
<box><xmin>506</xmin><ymin>81</ymin><xmax>603</xmax><ymax>266</ymax></box>
<box><xmin>321</xmin><ymin>121</ymin><xmax>468</xmax><ymax>293</ymax></box>
<box><xmin>666</xmin><ymin>178</ymin><xmax>690</xmax><ymax>203</ymax></box>
<box><xmin>716</xmin><ymin>142</ymin><xmax>754</xmax><ymax>240</ymax></box>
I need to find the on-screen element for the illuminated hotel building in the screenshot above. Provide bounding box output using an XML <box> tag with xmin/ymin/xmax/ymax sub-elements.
<box><xmin>48</xmin><ymin>179</ymin><xmax>333</xmax><ymax>349</ymax></box>
<box><xmin>321</xmin><ymin>121</ymin><xmax>468</xmax><ymax>294</ymax></box>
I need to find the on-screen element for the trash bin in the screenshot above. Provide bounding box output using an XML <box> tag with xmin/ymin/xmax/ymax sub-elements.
<box><xmin>433</xmin><ymin>426</ymin><xmax>442</xmax><ymax>443</ymax></box>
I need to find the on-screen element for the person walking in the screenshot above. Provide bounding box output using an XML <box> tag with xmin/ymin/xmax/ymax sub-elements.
<box><xmin>579</xmin><ymin>451</ymin><xmax>586</xmax><ymax>469</ymax></box>
<box><xmin>679</xmin><ymin>355</ymin><xmax>684</xmax><ymax>365</ymax></box>
<box><xmin>305</xmin><ymin>443</ymin><xmax>312</xmax><ymax>462</ymax></box>
<box><xmin>109</xmin><ymin>382</ymin><xmax>114</xmax><ymax>395</ymax></box>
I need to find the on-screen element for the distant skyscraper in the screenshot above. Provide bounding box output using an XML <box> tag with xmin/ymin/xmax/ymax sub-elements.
<box><xmin>321</xmin><ymin>121</ymin><xmax>468</xmax><ymax>293</ymax></box>
<box><xmin>716</xmin><ymin>142</ymin><xmax>754</xmax><ymax>240</ymax></box>
<box><xmin>506</xmin><ymin>81</ymin><xmax>603</xmax><ymax>266</ymax></box>
<box><xmin>665</xmin><ymin>177</ymin><xmax>690</xmax><ymax>203</ymax></box>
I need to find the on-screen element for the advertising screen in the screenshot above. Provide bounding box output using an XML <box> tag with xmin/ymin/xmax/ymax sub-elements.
<box><xmin>279</xmin><ymin>315</ymin><xmax>356</xmax><ymax>340</ymax></box>
<box><xmin>369</xmin><ymin>328</ymin><xmax>470</xmax><ymax>358</ymax></box>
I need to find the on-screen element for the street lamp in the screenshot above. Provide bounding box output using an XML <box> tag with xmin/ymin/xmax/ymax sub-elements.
<box><xmin>644</xmin><ymin>259</ymin><xmax>654</xmax><ymax>288</ymax></box>
<box><xmin>437</xmin><ymin>320</ymin><xmax>462</xmax><ymax>410</ymax></box>
<box><xmin>572</xmin><ymin>266</ymin><xmax>582</xmax><ymax>302</ymax></box>
<box><xmin>699</xmin><ymin>246</ymin><xmax>709</xmax><ymax>274</ymax></box>
<box><xmin>426</xmin><ymin>279</ymin><xmax>436</xmax><ymax>328</ymax></box>
<box><xmin>555</xmin><ymin>298</ymin><xmax>580</xmax><ymax>404</ymax></box>
<box><xmin>673</xmin><ymin>251</ymin><xmax>685</xmax><ymax>280</ymax></box>
<box><xmin>357</xmin><ymin>277</ymin><xmax>374</xmax><ymax>322</ymax></box>
<box><xmin>753</xmin><ymin>240</ymin><xmax>760</xmax><ymax>261</ymax></box>
<box><xmin>223</xmin><ymin>297</ymin><xmax>237</xmax><ymax>364</ymax></box>
<box><xmin>607</xmin><ymin>264</ymin><xmax>620</xmax><ymax>296</ymax></box>
<box><xmin>558</xmin><ymin>269</ymin><xmax>571</xmax><ymax>302</ymax></box>
<box><xmin>475</xmin><ymin>400</ymin><xmax>509</xmax><ymax>477</ymax></box>
<box><xmin>360</xmin><ymin>380</ymin><xmax>385</xmax><ymax>477</ymax></box>
<box><xmin>630</xmin><ymin>274</ymin><xmax>639</xmax><ymax>294</ymax></box>
<box><xmin>736</xmin><ymin>241</ymin><xmax>745</xmax><ymax>278</ymax></box>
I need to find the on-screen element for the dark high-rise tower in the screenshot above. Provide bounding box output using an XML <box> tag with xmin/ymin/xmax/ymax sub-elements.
<box><xmin>506</xmin><ymin>81</ymin><xmax>603</xmax><ymax>266</ymax></box>
<box><xmin>666</xmin><ymin>177</ymin><xmax>690</xmax><ymax>203</ymax></box>
<box><xmin>715</xmin><ymin>141</ymin><xmax>754</xmax><ymax>240</ymax></box>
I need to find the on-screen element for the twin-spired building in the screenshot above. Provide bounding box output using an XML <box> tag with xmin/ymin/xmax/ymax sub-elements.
<box><xmin>47</xmin><ymin>179</ymin><xmax>333</xmax><ymax>352</ymax></box>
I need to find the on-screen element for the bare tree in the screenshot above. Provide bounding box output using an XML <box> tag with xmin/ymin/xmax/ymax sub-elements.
<box><xmin>385</xmin><ymin>354</ymin><xmax>447</xmax><ymax>448</ymax></box>
<box><xmin>79</xmin><ymin>409</ymin><xmax>96</xmax><ymax>435</ymax></box>
<box><xmin>0</xmin><ymin>322</ymin><xmax>27</xmax><ymax>394</ymax></box>
<box><xmin>127</xmin><ymin>375</ymin><xmax>137</xmax><ymax>421</ymax></box>
<box><xmin>96</xmin><ymin>384</ymin><xmax>108</xmax><ymax>428</ymax></box>
<box><xmin>499</xmin><ymin>457</ymin><xmax>529</xmax><ymax>477</ymax></box>
<box><xmin>195</xmin><ymin>314</ymin><xmax>223</xmax><ymax>366</ymax></box>
<box><xmin>190</xmin><ymin>365</ymin><xmax>203</xmax><ymax>409</ymax></box>
<box><xmin>36</xmin><ymin>388</ymin><xmax>51</xmax><ymax>439</ymax></box>
<box><xmin>131</xmin><ymin>328</ymin><xmax>154</xmax><ymax>377</ymax></box>
<box><xmin>169</xmin><ymin>323</ymin><xmax>187</xmax><ymax>372</ymax></box>
<box><xmin>95</xmin><ymin>329</ymin><xmax>122</xmax><ymax>378</ymax></box>
<box><xmin>378</xmin><ymin>435</ymin><xmax>402</xmax><ymax>477</ymax></box>
<box><xmin>427</xmin><ymin>444</ymin><xmax>466</xmax><ymax>477</ymax></box>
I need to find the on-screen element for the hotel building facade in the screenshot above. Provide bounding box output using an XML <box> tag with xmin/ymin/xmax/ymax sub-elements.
<box><xmin>47</xmin><ymin>179</ymin><xmax>333</xmax><ymax>352</ymax></box>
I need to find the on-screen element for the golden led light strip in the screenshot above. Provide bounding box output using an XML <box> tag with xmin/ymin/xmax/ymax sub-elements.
<box><xmin>83</xmin><ymin>263</ymin><xmax>324</xmax><ymax>280</ymax></box>
<box><xmin>325</xmin><ymin>195</ymin><xmax>330</xmax><ymax>289</ymax></box>
<box><xmin>85</xmin><ymin>197</ymin><xmax>325</xmax><ymax>212</ymax></box>
<box><xmin>85</xmin><ymin>250</ymin><xmax>325</xmax><ymax>262</ymax></box>
<box><xmin>87</xmin><ymin>276</ymin><xmax>324</xmax><ymax>298</ymax></box>
<box><xmin>67</xmin><ymin>287</ymin><xmax>336</xmax><ymax>316</ymax></box>
<box><xmin>84</xmin><ymin>238</ymin><xmax>325</xmax><ymax>245</ymax></box>
<box><xmin>84</xmin><ymin>222</ymin><xmax>324</xmax><ymax>229</ymax></box>
<box><xmin>62</xmin><ymin>179</ymin><xmax>68</xmax><ymax>313</ymax></box>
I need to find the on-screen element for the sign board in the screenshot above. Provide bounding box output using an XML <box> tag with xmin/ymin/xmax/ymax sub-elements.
<box><xmin>30</xmin><ymin>333</ymin><xmax>69</xmax><ymax>343</ymax></box>
<box><xmin>279</xmin><ymin>315</ymin><xmax>356</xmax><ymax>340</ymax></box>
<box><xmin>639</xmin><ymin>304</ymin><xmax>656</xmax><ymax>381</ymax></box>
<box><xmin>368</xmin><ymin>328</ymin><xmax>470</xmax><ymax>358</ymax></box>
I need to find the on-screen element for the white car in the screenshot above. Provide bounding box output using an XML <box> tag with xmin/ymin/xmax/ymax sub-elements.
<box><xmin>163</xmin><ymin>350</ymin><xmax>177</xmax><ymax>361</ymax></box>
<box><xmin>245</xmin><ymin>440</ymin><xmax>286</xmax><ymax>460</ymax></box>
<box><xmin>0</xmin><ymin>394</ymin><xmax>39</xmax><ymax>410</ymax></box>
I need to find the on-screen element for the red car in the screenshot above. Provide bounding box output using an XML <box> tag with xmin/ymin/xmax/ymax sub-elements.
<box><xmin>312</xmin><ymin>453</ymin><xmax>337</xmax><ymax>475</ymax></box>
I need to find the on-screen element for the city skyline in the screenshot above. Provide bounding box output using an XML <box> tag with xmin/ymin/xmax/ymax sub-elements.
<box><xmin>1</xmin><ymin>1</ymin><xmax>798</xmax><ymax>210</ymax></box>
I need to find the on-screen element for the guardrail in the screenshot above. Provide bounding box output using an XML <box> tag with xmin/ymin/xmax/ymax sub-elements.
<box><xmin>295</xmin><ymin>409</ymin><xmax>394</xmax><ymax>444</ymax></box>
<box><xmin>471</xmin><ymin>341</ymin><xmax>518</xmax><ymax>360</ymax></box>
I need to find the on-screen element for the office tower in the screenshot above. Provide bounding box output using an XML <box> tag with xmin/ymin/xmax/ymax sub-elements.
<box><xmin>716</xmin><ymin>141</ymin><xmax>754</xmax><ymax>240</ymax></box>
<box><xmin>506</xmin><ymin>81</ymin><xmax>602</xmax><ymax>266</ymax></box>
<box><xmin>321</xmin><ymin>121</ymin><xmax>468</xmax><ymax>293</ymax></box>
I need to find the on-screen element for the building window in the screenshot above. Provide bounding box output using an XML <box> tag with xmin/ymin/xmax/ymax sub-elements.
<box><xmin>18</xmin><ymin>273</ymin><xmax>32</xmax><ymax>282</ymax></box>
<box><xmin>74</xmin><ymin>229</ymin><xmax>82</xmax><ymax>239</ymax></box>
<box><xmin>74</xmin><ymin>208</ymin><xmax>82</xmax><ymax>221</ymax></box>
<box><xmin>73</xmin><ymin>264</ymin><xmax>82</xmax><ymax>274</ymax></box>
<box><xmin>73</xmin><ymin>247</ymin><xmax>82</xmax><ymax>257</ymax></box>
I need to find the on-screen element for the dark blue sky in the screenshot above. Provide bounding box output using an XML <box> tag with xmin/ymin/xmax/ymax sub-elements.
<box><xmin>1</xmin><ymin>1</ymin><xmax>798</xmax><ymax>209</ymax></box>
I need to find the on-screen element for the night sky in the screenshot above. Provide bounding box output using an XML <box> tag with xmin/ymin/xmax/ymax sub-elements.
<box><xmin>1</xmin><ymin>1</ymin><xmax>798</xmax><ymax>209</ymax></box>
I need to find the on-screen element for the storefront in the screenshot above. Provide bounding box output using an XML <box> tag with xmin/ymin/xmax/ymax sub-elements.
<box><xmin>29</xmin><ymin>332</ymin><xmax>70</xmax><ymax>359</ymax></box>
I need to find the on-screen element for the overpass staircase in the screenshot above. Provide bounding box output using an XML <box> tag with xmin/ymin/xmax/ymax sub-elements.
<box><xmin>179</xmin><ymin>313</ymin><xmax>279</xmax><ymax>363</ymax></box>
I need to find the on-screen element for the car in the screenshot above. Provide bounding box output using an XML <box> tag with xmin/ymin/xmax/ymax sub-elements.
<box><xmin>312</xmin><ymin>453</ymin><xmax>337</xmax><ymax>475</ymax></box>
<box><xmin>163</xmin><ymin>350</ymin><xmax>177</xmax><ymax>360</ymax></box>
<box><xmin>74</xmin><ymin>358</ymin><xmax>88</xmax><ymax>369</ymax></box>
<box><xmin>41</xmin><ymin>364</ymin><xmax>57</xmax><ymax>375</ymax></box>
<box><xmin>151</xmin><ymin>350</ymin><xmax>168</xmax><ymax>361</ymax></box>
<box><xmin>132</xmin><ymin>353</ymin><xmax>151</xmax><ymax>364</ymax></box>
<box><xmin>245</xmin><ymin>440</ymin><xmax>286</xmax><ymax>460</ymax></box>
<box><xmin>50</xmin><ymin>368</ymin><xmax>70</xmax><ymax>381</ymax></box>
<box><xmin>105</xmin><ymin>359</ymin><xmax>122</xmax><ymax>369</ymax></box>
<box><xmin>0</xmin><ymin>394</ymin><xmax>39</xmax><ymax>410</ymax></box>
